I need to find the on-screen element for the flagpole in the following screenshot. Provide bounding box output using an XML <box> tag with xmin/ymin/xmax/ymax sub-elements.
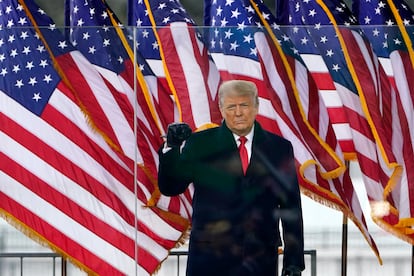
<box><xmin>412</xmin><ymin>245</ymin><xmax>414</xmax><ymax>276</ymax></box>
<box><xmin>341</xmin><ymin>160</ymin><xmax>350</xmax><ymax>276</ymax></box>
<box><xmin>341</xmin><ymin>213</ymin><xmax>348</xmax><ymax>276</ymax></box>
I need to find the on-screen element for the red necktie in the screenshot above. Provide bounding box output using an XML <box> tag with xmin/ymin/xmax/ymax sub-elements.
<box><xmin>238</xmin><ymin>136</ymin><xmax>248</xmax><ymax>175</ymax></box>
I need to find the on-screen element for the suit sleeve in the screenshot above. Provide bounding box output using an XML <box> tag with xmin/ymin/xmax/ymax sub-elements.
<box><xmin>157</xmin><ymin>143</ymin><xmax>194</xmax><ymax>196</ymax></box>
<box><xmin>280</xmin><ymin>142</ymin><xmax>305</xmax><ymax>272</ymax></box>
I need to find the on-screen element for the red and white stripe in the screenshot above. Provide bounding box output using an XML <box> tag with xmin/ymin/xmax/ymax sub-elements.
<box><xmin>300</xmin><ymin>54</ymin><xmax>355</xmax><ymax>156</ymax></box>
<box><xmin>156</xmin><ymin>21</ymin><xmax>222</xmax><ymax>130</ymax></box>
<box><xmin>255</xmin><ymin>32</ymin><xmax>345</xmax><ymax>175</ymax></box>
<box><xmin>1</xmin><ymin>81</ymin><xmax>188</xmax><ymax>275</ymax></box>
<box><xmin>57</xmin><ymin>25</ymin><xmax>193</xmax><ymax>221</ymax></box>
<box><xmin>376</xmin><ymin>52</ymin><xmax>414</xmax><ymax>240</ymax></box>
<box><xmin>337</xmin><ymin>29</ymin><xmax>402</xmax><ymax>201</ymax></box>
<box><xmin>142</xmin><ymin>19</ymin><xmax>225</xmax><ymax>220</ymax></box>
<box><xmin>54</xmin><ymin>51</ymin><xmax>169</xmax><ymax>212</ymax></box>
<box><xmin>260</xmin><ymin>44</ymin><xmax>381</xmax><ymax>260</ymax></box>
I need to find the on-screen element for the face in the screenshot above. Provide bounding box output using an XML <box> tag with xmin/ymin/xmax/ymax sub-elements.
<box><xmin>220</xmin><ymin>92</ymin><xmax>258</xmax><ymax>136</ymax></box>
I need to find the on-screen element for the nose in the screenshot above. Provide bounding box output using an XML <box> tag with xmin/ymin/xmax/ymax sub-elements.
<box><xmin>235</xmin><ymin>105</ymin><xmax>243</xmax><ymax>115</ymax></box>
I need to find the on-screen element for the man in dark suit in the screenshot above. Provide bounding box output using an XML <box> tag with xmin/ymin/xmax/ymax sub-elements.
<box><xmin>158</xmin><ymin>80</ymin><xmax>304</xmax><ymax>276</ymax></box>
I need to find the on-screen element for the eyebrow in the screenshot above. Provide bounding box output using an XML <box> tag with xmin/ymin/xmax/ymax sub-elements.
<box><xmin>224</xmin><ymin>102</ymin><xmax>250</xmax><ymax>108</ymax></box>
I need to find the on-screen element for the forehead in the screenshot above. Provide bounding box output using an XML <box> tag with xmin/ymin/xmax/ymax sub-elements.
<box><xmin>222</xmin><ymin>93</ymin><xmax>253</xmax><ymax>104</ymax></box>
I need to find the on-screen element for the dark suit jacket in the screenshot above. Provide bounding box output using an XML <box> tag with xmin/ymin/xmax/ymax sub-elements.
<box><xmin>158</xmin><ymin>121</ymin><xmax>305</xmax><ymax>276</ymax></box>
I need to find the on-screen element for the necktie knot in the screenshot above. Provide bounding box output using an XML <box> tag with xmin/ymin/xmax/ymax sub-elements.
<box><xmin>238</xmin><ymin>136</ymin><xmax>248</xmax><ymax>175</ymax></box>
<box><xmin>239</xmin><ymin>136</ymin><xmax>247</xmax><ymax>146</ymax></box>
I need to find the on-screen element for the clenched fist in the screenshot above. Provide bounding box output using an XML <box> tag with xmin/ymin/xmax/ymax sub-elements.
<box><xmin>166</xmin><ymin>122</ymin><xmax>192</xmax><ymax>148</ymax></box>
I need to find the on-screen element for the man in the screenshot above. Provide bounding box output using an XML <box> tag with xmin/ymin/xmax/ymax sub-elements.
<box><xmin>158</xmin><ymin>80</ymin><xmax>304</xmax><ymax>276</ymax></box>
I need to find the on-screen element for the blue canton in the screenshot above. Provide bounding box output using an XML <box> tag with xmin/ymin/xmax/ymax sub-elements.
<box><xmin>204</xmin><ymin>0</ymin><xmax>301</xmax><ymax>63</ymax></box>
<box><xmin>129</xmin><ymin>0</ymin><xmax>195</xmax><ymax>61</ymax></box>
<box><xmin>354</xmin><ymin>0</ymin><xmax>414</xmax><ymax>58</ymax></box>
<box><xmin>278</xmin><ymin>0</ymin><xmax>359</xmax><ymax>94</ymax></box>
<box><xmin>0</xmin><ymin>0</ymin><xmax>64</xmax><ymax>115</ymax></box>
<box><xmin>67</xmin><ymin>0</ymin><xmax>132</xmax><ymax>74</ymax></box>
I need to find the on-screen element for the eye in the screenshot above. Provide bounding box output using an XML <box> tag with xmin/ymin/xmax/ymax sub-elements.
<box><xmin>225</xmin><ymin>104</ymin><xmax>236</xmax><ymax>111</ymax></box>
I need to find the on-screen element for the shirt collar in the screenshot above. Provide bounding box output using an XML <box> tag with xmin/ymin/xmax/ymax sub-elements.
<box><xmin>233</xmin><ymin>124</ymin><xmax>254</xmax><ymax>143</ymax></box>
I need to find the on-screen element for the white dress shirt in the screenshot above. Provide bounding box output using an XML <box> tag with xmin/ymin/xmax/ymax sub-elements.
<box><xmin>233</xmin><ymin>125</ymin><xmax>254</xmax><ymax>162</ymax></box>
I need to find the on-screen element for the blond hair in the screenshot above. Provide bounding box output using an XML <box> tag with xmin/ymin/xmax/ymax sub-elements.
<box><xmin>218</xmin><ymin>80</ymin><xmax>259</xmax><ymax>108</ymax></box>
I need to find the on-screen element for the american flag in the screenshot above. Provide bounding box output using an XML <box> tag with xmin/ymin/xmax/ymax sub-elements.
<box><xmin>0</xmin><ymin>0</ymin><xmax>189</xmax><ymax>275</ymax></box>
<box><xmin>279</xmin><ymin>0</ymin><xmax>403</xmax><ymax>258</ymax></box>
<box><xmin>128</xmin><ymin>0</ymin><xmax>222</xmax><ymax>130</ymax></box>
<box><xmin>276</xmin><ymin>0</ymin><xmax>354</xmax><ymax>156</ymax></box>
<box><xmin>354</xmin><ymin>0</ymin><xmax>414</xmax><ymax>243</ymax></box>
<box><xmin>65</xmin><ymin>0</ymin><xmax>165</xmax><ymax>161</ymax></box>
<box><xmin>64</xmin><ymin>0</ymin><xmax>187</xmax><ymax>217</ymax></box>
<box><xmin>204</xmin><ymin>0</ymin><xmax>381</xmax><ymax>261</ymax></box>
<box><xmin>66</xmin><ymin>0</ymin><xmax>175</xmax><ymax>132</ymax></box>
<box><xmin>65</xmin><ymin>0</ymin><xmax>197</xmax><ymax>235</ymax></box>
<box><xmin>64</xmin><ymin>0</ymin><xmax>198</xmax><ymax>272</ymax></box>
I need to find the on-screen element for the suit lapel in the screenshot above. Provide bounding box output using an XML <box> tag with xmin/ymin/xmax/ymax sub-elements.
<box><xmin>248</xmin><ymin>122</ymin><xmax>268</xmax><ymax>176</ymax></box>
<box><xmin>218</xmin><ymin>122</ymin><xmax>246</xmax><ymax>176</ymax></box>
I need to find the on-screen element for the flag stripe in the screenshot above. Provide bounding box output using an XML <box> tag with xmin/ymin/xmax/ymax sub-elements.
<box><xmin>0</xmin><ymin>191</ymin><xmax>126</xmax><ymax>275</ymax></box>
<box><xmin>2</xmin><ymin>116</ymin><xmax>137</xmax><ymax>226</ymax></box>
<box><xmin>65</xmin><ymin>42</ymin><xmax>165</xmax><ymax>205</ymax></box>
<box><xmin>160</xmin><ymin>23</ymin><xmax>215</xmax><ymax>128</ymax></box>
<box><xmin>1</xmin><ymin>155</ymin><xmax>138</xmax><ymax>256</ymax></box>
<box><xmin>354</xmin><ymin>0</ymin><xmax>414</xmax><ymax>241</ymax></box>
<box><xmin>0</xmin><ymin>172</ymin><xmax>138</xmax><ymax>275</ymax></box>
<box><xmin>300</xmin><ymin>54</ymin><xmax>355</xmax><ymax>154</ymax></box>
<box><xmin>65</xmin><ymin>51</ymin><xmax>137</xmax><ymax>159</ymax></box>
<box><xmin>1</xmin><ymin>89</ymin><xmax>183</xmax><ymax>241</ymax></box>
<box><xmin>1</xmin><ymin>89</ymin><xmax>182</xmax><ymax>275</ymax></box>
<box><xmin>254</xmin><ymin>32</ymin><xmax>344</xmax><ymax>175</ymax></box>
